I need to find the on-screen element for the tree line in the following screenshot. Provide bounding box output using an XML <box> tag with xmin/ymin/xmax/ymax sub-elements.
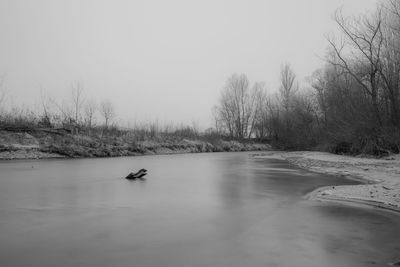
<box><xmin>213</xmin><ymin>0</ymin><xmax>400</xmax><ymax>155</ymax></box>
<box><xmin>0</xmin><ymin>79</ymin><xmax>207</xmax><ymax>141</ymax></box>
<box><xmin>0</xmin><ymin>80</ymin><xmax>116</xmax><ymax>132</ymax></box>
<box><xmin>1</xmin><ymin>0</ymin><xmax>399</xmax><ymax>154</ymax></box>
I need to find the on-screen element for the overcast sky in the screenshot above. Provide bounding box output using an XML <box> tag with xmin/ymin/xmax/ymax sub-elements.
<box><xmin>0</xmin><ymin>0</ymin><xmax>378</xmax><ymax>129</ymax></box>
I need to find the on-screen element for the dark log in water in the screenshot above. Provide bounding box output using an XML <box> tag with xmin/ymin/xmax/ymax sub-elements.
<box><xmin>125</xmin><ymin>169</ymin><xmax>147</xmax><ymax>179</ymax></box>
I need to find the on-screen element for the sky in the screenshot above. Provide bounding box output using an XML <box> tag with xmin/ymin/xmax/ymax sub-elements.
<box><xmin>0</xmin><ymin>0</ymin><xmax>379</xmax><ymax>129</ymax></box>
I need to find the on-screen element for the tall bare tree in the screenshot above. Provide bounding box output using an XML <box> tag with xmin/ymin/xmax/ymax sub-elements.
<box><xmin>246</xmin><ymin>82</ymin><xmax>266</xmax><ymax>138</ymax></box>
<box><xmin>39</xmin><ymin>88</ymin><xmax>53</xmax><ymax>127</ymax></box>
<box><xmin>71</xmin><ymin>81</ymin><xmax>85</xmax><ymax>125</ymax></box>
<box><xmin>278</xmin><ymin>63</ymin><xmax>298</xmax><ymax>133</ymax></box>
<box><xmin>215</xmin><ymin>73</ymin><xmax>266</xmax><ymax>139</ymax></box>
<box><xmin>279</xmin><ymin>63</ymin><xmax>298</xmax><ymax>114</ymax></box>
<box><xmin>309</xmin><ymin>68</ymin><xmax>329</xmax><ymax>126</ymax></box>
<box><xmin>380</xmin><ymin>0</ymin><xmax>400</xmax><ymax>127</ymax></box>
<box><xmin>84</xmin><ymin>99</ymin><xmax>97</xmax><ymax>128</ymax></box>
<box><xmin>327</xmin><ymin>8</ymin><xmax>385</xmax><ymax>126</ymax></box>
<box><xmin>100</xmin><ymin>100</ymin><xmax>115</xmax><ymax>128</ymax></box>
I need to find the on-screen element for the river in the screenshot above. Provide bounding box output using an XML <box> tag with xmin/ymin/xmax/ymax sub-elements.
<box><xmin>0</xmin><ymin>152</ymin><xmax>399</xmax><ymax>266</ymax></box>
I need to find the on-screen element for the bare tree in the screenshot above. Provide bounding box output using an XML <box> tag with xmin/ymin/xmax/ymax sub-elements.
<box><xmin>279</xmin><ymin>63</ymin><xmax>298</xmax><ymax>134</ymax></box>
<box><xmin>211</xmin><ymin>106</ymin><xmax>224</xmax><ymax>134</ymax></box>
<box><xmin>216</xmin><ymin>74</ymin><xmax>248</xmax><ymax>138</ymax></box>
<box><xmin>327</xmin><ymin>8</ymin><xmax>385</xmax><ymax>126</ymax></box>
<box><xmin>246</xmin><ymin>82</ymin><xmax>266</xmax><ymax>138</ymax></box>
<box><xmin>253</xmin><ymin>94</ymin><xmax>271</xmax><ymax>140</ymax></box>
<box><xmin>309</xmin><ymin>68</ymin><xmax>329</xmax><ymax>126</ymax></box>
<box><xmin>71</xmin><ymin>81</ymin><xmax>85</xmax><ymax>125</ymax></box>
<box><xmin>39</xmin><ymin>88</ymin><xmax>53</xmax><ymax>127</ymax></box>
<box><xmin>380</xmin><ymin>0</ymin><xmax>400</xmax><ymax>127</ymax></box>
<box><xmin>47</xmin><ymin>91</ymin><xmax>72</xmax><ymax>126</ymax></box>
<box><xmin>279</xmin><ymin>63</ymin><xmax>298</xmax><ymax>114</ymax></box>
<box><xmin>215</xmin><ymin>73</ymin><xmax>266</xmax><ymax>139</ymax></box>
<box><xmin>100</xmin><ymin>100</ymin><xmax>115</xmax><ymax>128</ymax></box>
<box><xmin>84</xmin><ymin>99</ymin><xmax>97</xmax><ymax>128</ymax></box>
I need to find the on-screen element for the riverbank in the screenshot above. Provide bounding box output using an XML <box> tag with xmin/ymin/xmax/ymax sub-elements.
<box><xmin>0</xmin><ymin>130</ymin><xmax>271</xmax><ymax>160</ymax></box>
<box><xmin>254</xmin><ymin>151</ymin><xmax>400</xmax><ymax>213</ymax></box>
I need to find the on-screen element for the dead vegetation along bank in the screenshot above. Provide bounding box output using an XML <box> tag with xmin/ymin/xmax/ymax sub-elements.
<box><xmin>0</xmin><ymin>130</ymin><xmax>271</xmax><ymax>160</ymax></box>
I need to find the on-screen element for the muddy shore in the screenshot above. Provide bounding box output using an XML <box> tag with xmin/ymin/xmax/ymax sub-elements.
<box><xmin>255</xmin><ymin>151</ymin><xmax>400</xmax><ymax>213</ymax></box>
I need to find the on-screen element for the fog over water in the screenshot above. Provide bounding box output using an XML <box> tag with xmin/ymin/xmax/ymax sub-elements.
<box><xmin>0</xmin><ymin>0</ymin><xmax>378</xmax><ymax>129</ymax></box>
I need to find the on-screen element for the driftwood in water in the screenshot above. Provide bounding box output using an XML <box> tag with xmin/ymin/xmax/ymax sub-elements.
<box><xmin>126</xmin><ymin>169</ymin><xmax>147</xmax><ymax>179</ymax></box>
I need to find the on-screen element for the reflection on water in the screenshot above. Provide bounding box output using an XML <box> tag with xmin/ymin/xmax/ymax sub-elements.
<box><xmin>0</xmin><ymin>152</ymin><xmax>399</xmax><ymax>267</ymax></box>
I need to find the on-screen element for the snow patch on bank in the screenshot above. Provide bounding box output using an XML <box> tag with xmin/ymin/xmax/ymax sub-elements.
<box><xmin>255</xmin><ymin>151</ymin><xmax>400</xmax><ymax>213</ymax></box>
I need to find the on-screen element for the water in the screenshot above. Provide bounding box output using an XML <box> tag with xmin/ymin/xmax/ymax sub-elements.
<box><xmin>0</xmin><ymin>152</ymin><xmax>399</xmax><ymax>267</ymax></box>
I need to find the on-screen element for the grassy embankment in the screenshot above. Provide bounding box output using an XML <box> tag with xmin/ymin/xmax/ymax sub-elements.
<box><xmin>0</xmin><ymin>128</ymin><xmax>270</xmax><ymax>160</ymax></box>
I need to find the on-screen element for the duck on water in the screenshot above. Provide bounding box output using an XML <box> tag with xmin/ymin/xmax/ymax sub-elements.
<box><xmin>126</xmin><ymin>169</ymin><xmax>147</xmax><ymax>180</ymax></box>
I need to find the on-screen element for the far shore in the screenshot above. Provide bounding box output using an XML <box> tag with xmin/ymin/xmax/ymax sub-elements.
<box><xmin>254</xmin><ymin>151</ymin><xmax>400</xmax><ymax>214</ymax></box>
<box><xmin>0</xmin><ymin>130</ymin><xmax>271</xmax><ymax>160</ymax></box>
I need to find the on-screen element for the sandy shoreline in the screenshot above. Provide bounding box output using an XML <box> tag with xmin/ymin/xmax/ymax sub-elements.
<box><xmin>254</xmin><ymin>151</ymin><xmax>400</xmax><ymax>214</ymax></box>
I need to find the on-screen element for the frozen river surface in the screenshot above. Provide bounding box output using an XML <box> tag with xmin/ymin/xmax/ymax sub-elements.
<box><xmin>0</xmin><ymin>152</ymin><xmax>399</xmax><ymax>267</ymax></box>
